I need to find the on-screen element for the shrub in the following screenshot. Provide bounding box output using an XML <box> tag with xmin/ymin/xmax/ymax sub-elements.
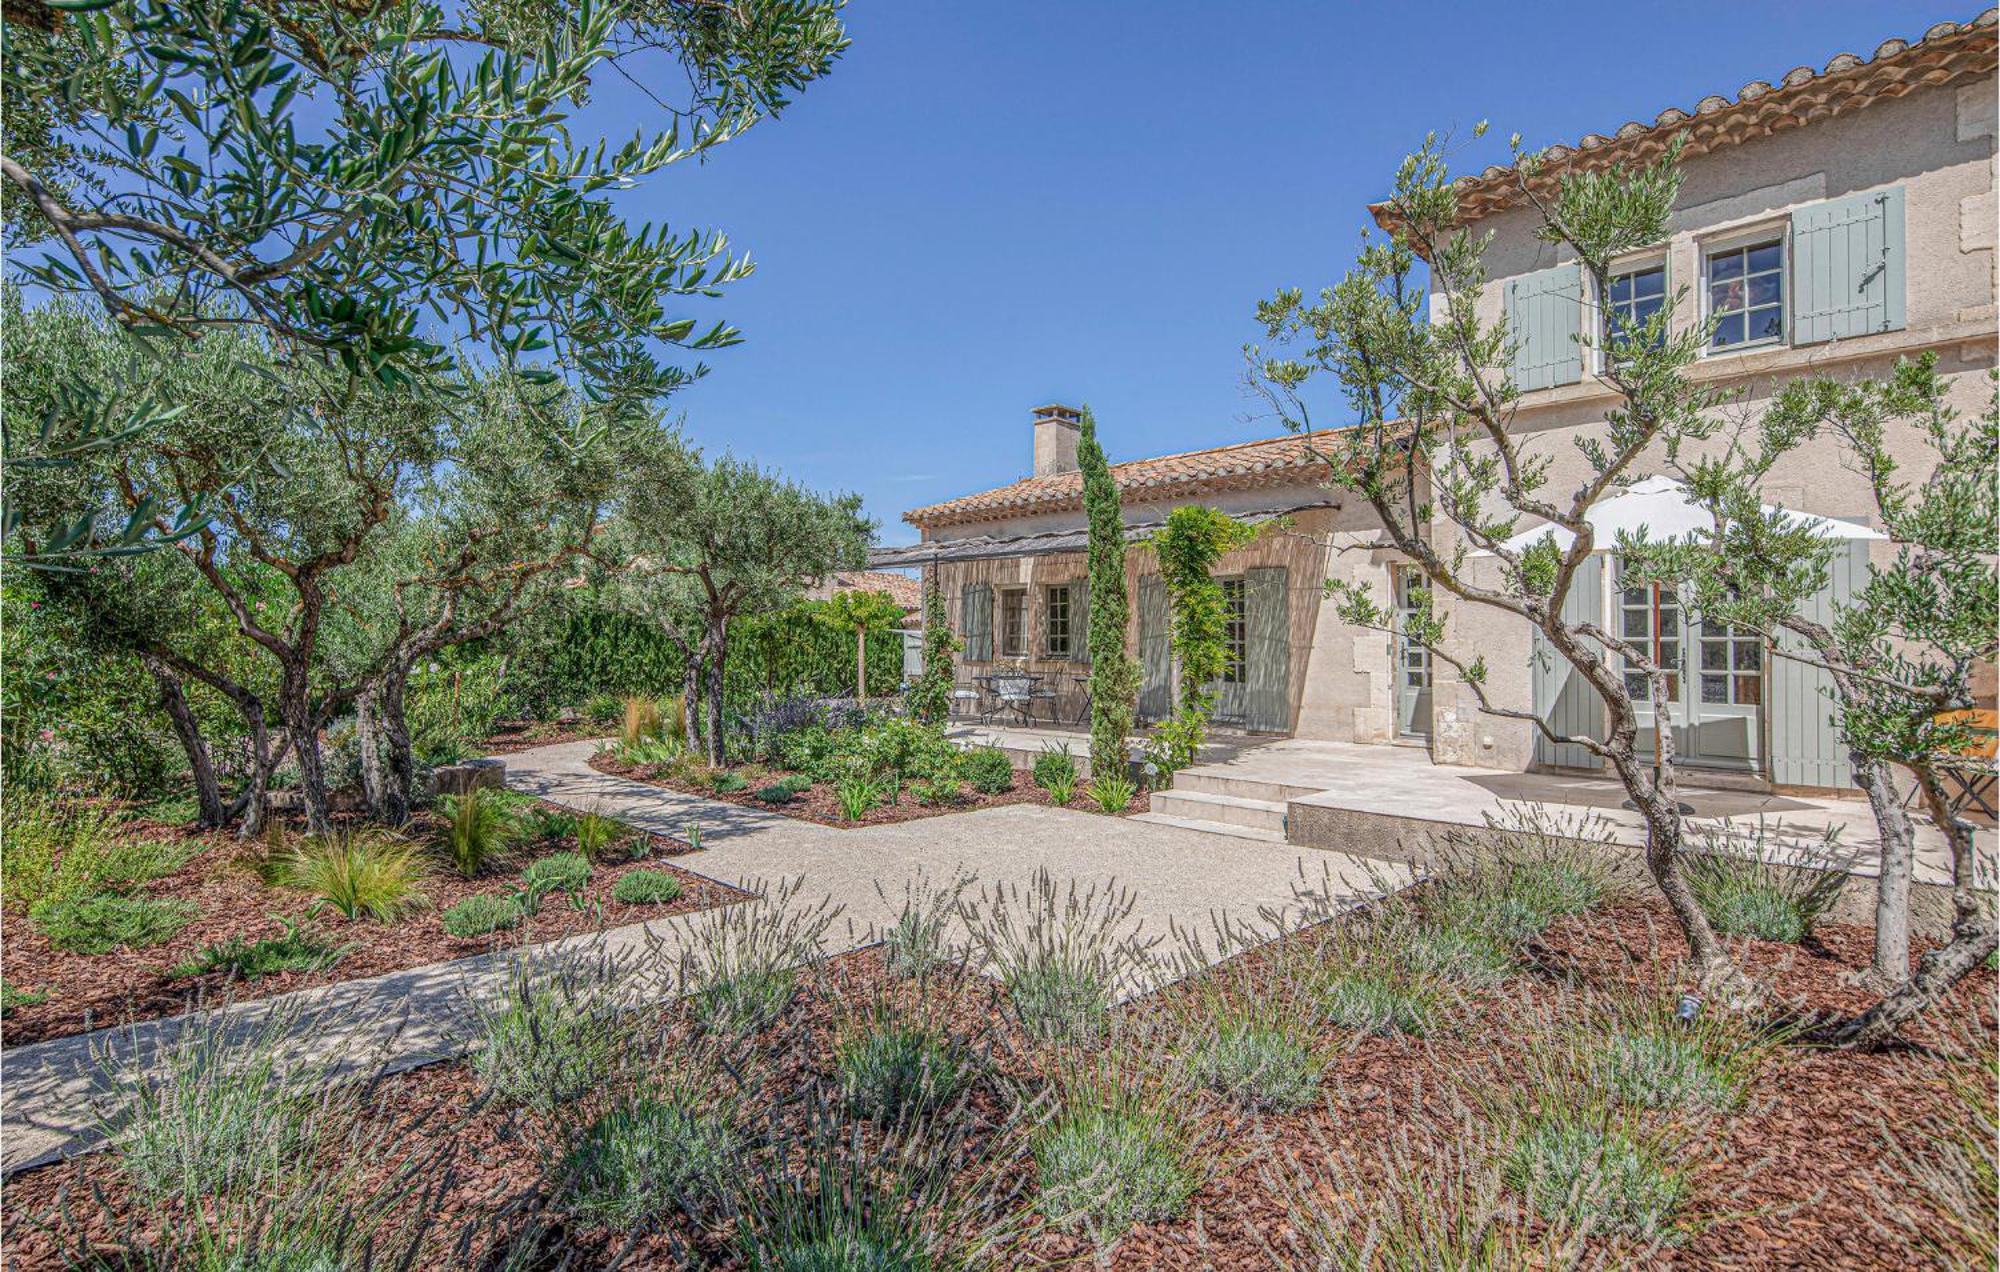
<box><xmin>957</xmin><ymin>746</ymin><xmax>1014</xmax><ymax>795</ymax></box>
<box><xmin>441</xmin><ymin>894</ymin><xmax>525</xmax><ymax>938</ymax></box>
<box><xmin>1503</xmin><ymin>1113</ymin><xmax>1686</xmax><ymax>1241</ymax></box>
<box><xmin>777</xmin><ymin>773</ymin><xmax>814</xmax><ymax>796</ymax></box>
<box><xmin>271</xmin><ymin>833</ymin><xmax>430</xmax><ymax>923</ymax></box>
<box><xmin>1682</xmin><ymin>846</ymin><xmax>1845</xmax><ymax>944</ymax></box>
<box><xmin>1041</xmin><ymin>768</ymin><xmax>1077</xmax><ymax>807</ymax></box>
<box><xmin>835</xmin><ymin>775</ymin><xmax>888</xmax><ymax>821</ymax></box>
<box><xmin>1035</xmin><ymin>1084</ymin><xmax>1200</xmax><ymax>1238</ymax></box>
<box><xmin>1086</xmin><ymin>771</ymin><xmax>1137</xmax><ymax>813</ymax></box>
<box><xmin>964</xmin><ymin>871</ymin><xmax>1143</xmax><ymax>1044</ymax></box>
<box><xmin>583</xmin><ymin>692</ymin><xmax>622</xmax><ymax>726</ymax></box>
<box><xmin>1586</xmin><ymin>995</ymin><xmax>1774</xmax><ymax>1115</ymax></box>
<box><xmin>1</xmin><ymin>979</ymin><xmax>47</xmax><ymax>1016</ymax></box>
<box><xmin>471</xmin><ymin>965</ymin><xmax>624</xmax><ymax>1112</ymax></box>
<box><xmin>1426</xmin><ymin>810</ymin><xmax>1620</xmax><ymax>948</ymax></box>
<box><xmin>561</xmin><ymin>1091</ymin><xmax>737</xmax><ymax>1229</ymax></box>
<box><xmin>2</xmin><ymin>792</ymin><xmax>191</xmax><ymax>913</ymax></box>
<box><xmin>33</xmin><ymin>893</ymin><xmax>197</xmax><ymax>954</ymax></box>
<box><xmin>876</xmin><ymin>871</ymin><xmax>968</xmax><ymax>979</ymax></box>
<box><xmin>612</xmin><ymin>869</ymin><xmax>684</xmax><ymax>906</ymax></box>
<box><xmin>1185</xmin><ymin>1022</ymin><xmax>1322</xmax><ymax>1112</ymax></box>
<box><xmin>1033</xmin><ymin>742</ymin><xmax>1079</xmax><ymax>791</ymax></box>
<box><xmin>731</xmin><ymin>1146</ymin><xmax>948</xmax><ymax>1272</ymax></box>
<box><xmin>521</xmin><ymin>851</ymin><xmax>591</xmax><ymax>897</ymax></box>
<box><xmin>1390</xmin><ymin>916</ymin><xmax>1518</xmax><ymax>988</ymax></box>
<box><xmin>753</xmin><ymin>783</ymin><xmax>796</xmax><ymax>805</ymax></box>
<box><xmin>619</xmin><ymin>735</ymin><xmax>685</xmax><ymax>767</ymax></box>
<box><xmin>907</xmin><ymin>776</ymin><xmax>964</xmax><ymax>807</ymax></box>
<box><xmin>521</xmin><ymin>803</ymin><xmax>579</xmax><ymax>844</ymax></box>
<box><xmin>837</xmin><ymin>1020</ymin><xmax>977</xmax><ymax>1122</ymax></box>
<box><xmin>711</xmin><ymin>769</ymin><xmax>750</xmax><ymax>794</ymax></box>
<box><xmin>1313</xmin><ymin>969</ymin><xmax>1434</xmax><ymax>1037</ymax></box>
<box><xmin>171</xmin><ymin>920</ymin><xmax>345</xmax><ymax>980</ymax></box>
<box><xmin>574</xmin><ymin>811</ymin><xmax>630</xmax><ymax>861</ymax></box>
<box><xmin>679</xmin><ymin>880</ymin><xmax>838</xmax><ymax>1036</ymax></box>
<box><xmin>440</xmin><ymin>787</ymin><xmax>517</xmax><ymax>878</ymax></box>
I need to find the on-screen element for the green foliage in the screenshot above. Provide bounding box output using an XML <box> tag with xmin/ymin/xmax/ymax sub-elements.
<box><xmin>612</xmin><ymin>869</ymin><xmax>685</xmax><ymax>906</ymax></box>
<box><xmin>32</xmin><ymin>893</ymin><xmax>197</xmax><ymax>954</ymax></box>
<box><xmin>815</xmin><ymin>589</ymin><xmax>911</xmax><ymax>699</ymax></box>
<box><xmin>1</xmin><ymin>791</ymin><xmax>191</xmax><ymax>913</ymax></box>
<box><xmin>1032</xmin><ymin>742</ymin><xmax>1079</xmax><ymax>791</ymax></box>
<box><xmin>968</xmin><ymin>872</ymin><xmax>1139</xmax><ymax>1044</ymax></box>
<box><xmin>878</xmin><ymin>873</ymin><xmax>968</xmax><ymax>980</ymax></box>
<box><xmin>907</xmin><ymin>583</ymin><xmax>959</xmax><ymax>727</ymax></box>
<box><xmin>170</xmin><ymin>920</ymin><xmax>345</xmax><ymax>981</ymax></box>
<box><xmin>1184</xmin><ymin>1022</ymin><xmax>1323</xmax><ymax>1112</ymax></box>
<box><xmin>835</xmin><ymin>775</ymin><xmax>889</xmax><ymax>821</ymax></box>
<box><xmin>1035</xmin><ymin>1082</ymin><xmax>1200</xmax><ymax>1237</ymax></box>
<box><xmin>622</xmin><ymin>696</ymin><xmax>665</xmax><ymax>748</ymax></box>
<box><xmin>1683</xmin><ymin>850</ymin><xmax>1845</xmax><ymax>944</ymax></box>
<box><xmin>712</xmin><ymin>769</ymin><xmax>751</xmax><ymax>794</ymax></box>
<box><xmin>271</xmin><ymin>833</ymin><xmax>430</xmax><ymax>923</ymax></box>
<box><xmin>1312</xmin><ymin>969</ymin><xmax>1435</xmax><ymax>1037</ymax></box>
<box><xmin>574</xmin><ymin>811</ymin><xmax>631</xmax><ymax>861</ymax></box>
<box><xmin>441</xmin><ymin>894</ymin><xmax>526</xmax><ymax>938</ymax></box>
<box><xmin>521</xmin><ymin>803</ymin><xmax>579</xmax><ymax>844</ymax></box>
<box><xmin>753</xmin><ymin>783</ymin><xmax>798</xmax><ymax>805</ymax></box>
<box><xmin>561</xmin><ymin>1091</ymin><xmax>738</xmax><ymax>1229</ymax></box>
<box><xmin>406</xmin><ymin>654</ymin><xmax>509</xmax><ymax>767</ymax></box>
<box><xmin>1079</xmin><ymin>406</ymin><xmax>1141</xmax><ymax>783</ymax></box>
<box><xmin>521</xmin><ymin>851</ymin><xmax>592</xmax><ymax>897</ymax></box>
<box><xmin>440</xmin><ymin>787</ymin><xmax>518</xmax><ymax>879</ymax></box>
<box><xmin>472</xmin><ymin>968</ymin><xmax>624</xmax><ymax>1113</ymax></box>
<box><xmin>584</xmin><ymin>692</ymin><xmax>624</xmax><ymax>727</ymax></box>
<box><xmin>957</xmin><ymin>747</ymin><xmax>1015</xmax><ymax>795</ymax></box>
<box><xmin>1503</xmin><ymin>1114</ymin><xmax>1687</xmax><ymax>1241</ymax></box>
<box><xmin>907</xmin><ymin>776</ymin><xmax>965</xmax><ymax>808</ymax></box>
<box><xmin>837</xmin><ymin>1018</ymin><xmax>977</xmax><ymax>1122</ymax></box>
<box><xmin>694</xmin><ymin>968</ymin><xmax>797</xmax><ymax>1036</ymax></box>
<box><xmin>0</xmin><ymin>979</ymin><xmax>47</xmax><ymax>1016</ymax></box>
<box><xmin>1426</xmin><ymin>812</ymin><xmax>1619</xmax><ymax>949</ymax></box>
<box><xmin>1147</xmin><ymin>505</ymin><xmax>1257</xmax><ymax>781</ymax></box>
<box><xmin>1086</xmin><ymin>771</ymin><xmax>1137</xmax><ymax>813</ymax></box>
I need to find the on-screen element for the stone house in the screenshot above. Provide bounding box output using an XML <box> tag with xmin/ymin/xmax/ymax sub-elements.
<box><xmin>878</xmin><ymin>15</ymin><xmax>1997</xmax><ymax>794</ymax></box>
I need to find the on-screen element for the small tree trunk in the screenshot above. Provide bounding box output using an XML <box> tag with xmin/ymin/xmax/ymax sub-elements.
<box><xmin>704</xmin><ymin>620</ymin><xmax>728</xmax><ymax>766</ymax></box>
<box><xmin>279</xmin><ymin>664</ymin><xmax>333</xmax><ymax>834</ymax></box>
<box><xmin>681</xmin><ymin>652</ymin><xmax>705</xmax><ymax>755</ymax></box>
<box><xmin>1852</xmin><ymin>751</ymin><xmax>1916</xmax><ymax>985</ymax></box>
<box><xmin>139</xmin><ymin>653</ymin><xmax>226</xmax><ymax>828</ymax></box>
<box><xmin>373</xmin><ymin>664</ymin><xmax>417</xmax><ymax>827</ymax></box>
<box><xmin>1833</xmin><ymin>762</ymin><xmax>1997</xmax><ymax>1045</ymax></box>
<box><xmin>356</xmin><ymin>685</ymin><xmax>387</xmax><ymax>818</ymax></box>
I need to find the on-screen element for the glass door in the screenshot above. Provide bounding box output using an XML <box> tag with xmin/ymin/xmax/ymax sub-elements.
<box><xmin>1618</xmin><ymin>572</ymin><xmax>1763</xmax><ymax>771</ymax></box>
<box><xmin>1393</xmin><ymin>568</ymin><xmax>1433</xmax><ymax>739</ymax></box>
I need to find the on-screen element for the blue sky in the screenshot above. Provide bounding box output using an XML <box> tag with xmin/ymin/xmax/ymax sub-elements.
<box><xmin>614</xmin><ymin>2</ymin><xmax>1948</xmax><ymax>545</ymax></box>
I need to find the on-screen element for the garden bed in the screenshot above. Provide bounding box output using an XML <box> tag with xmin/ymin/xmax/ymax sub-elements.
<box><xmin>4</xmin><ymin>861</ymin><xmax>1990</xmax><ymax>1270</ymax></box>
<box><xmin>590</xmin><ymin>750</ymin><xmax>1139</xmax><ymax>827</ymax></box>
<box><xmin>479</xmin><ymin>719</ymin><xmax>610</xmax><ymax>755</ymax></box>
<box><xmin>1</xmin><ymin>802</ymin><xmax>740</xmax><ymax>1050</ymax></box>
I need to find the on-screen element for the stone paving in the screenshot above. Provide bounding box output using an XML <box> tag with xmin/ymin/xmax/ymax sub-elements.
<box><xmin>0</xmin><ymin>739</ymin><xmax>1402</xmax><ymax>1175</ymax></box>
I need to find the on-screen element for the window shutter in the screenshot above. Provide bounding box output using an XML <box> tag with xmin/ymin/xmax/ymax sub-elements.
<box><xmin>961</xmin><ymin>582</ymin><xmax>992</xmax><ymax>662</ymax></box>
<box><xmin>1768</xmin><ymin>540</ymin><xmax>1867</xmax><ymax>789</ymax></box>
<box><xmin>1530</xmin><ymin>555</ymin><xmax>1605</xmax><ymax>769</ymax></box>
<box><xmin>1505</xmin><ymin>264</ymin><xmax>1584</xmax><ymax>391</ymax></box>
<box><xmin>1244</xmin><ymin>567</ymin><xmax>1291</xmax><ymax>732</ymax></box>
<box><xmin>1073</xmin><ymin>577</ymin><xmax>1090</xmax><ymax>664</ymax></box>
<box><xmin>1791</xmin><ymin>186</ymin><xmax>1906</xmax><ymax>345</ymax></box>
<box><xmin>1137</xmin><ymin>574</ymin><xmax>1171</xmax><ymax>720</ymax></box>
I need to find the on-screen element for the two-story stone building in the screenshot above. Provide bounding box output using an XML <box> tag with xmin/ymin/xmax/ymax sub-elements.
<box><xmin>879</xmin><ymin>14</ymin><xmax>1997</xmax><ymax>796</ymax></box>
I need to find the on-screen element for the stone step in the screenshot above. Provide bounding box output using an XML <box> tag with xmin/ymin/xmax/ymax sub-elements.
<box><xmin>1147</xmin><ymin>787</ymin><xmax>1288</xmax><ymax>834</ymax></box>
<box><xmin>1129</xmin><ymin>811</ymin><xmax>1291</xmax><ymax>844</ymax></box>
<box><xmin>1172</xmin><ymin>768</ymin><xmax>1323</xmax><ymax>805</ymax></box>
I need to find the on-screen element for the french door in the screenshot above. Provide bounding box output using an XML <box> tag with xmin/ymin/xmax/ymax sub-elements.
<box><xmin>1393</xmin><ymin>568</ymin><xmax>1433</xmax><ymax>739</ymax></box>
<box><xmin>1617</xmin><ymin>576</ymin><xmax>1764</xmax><ymax>770</ymax></box>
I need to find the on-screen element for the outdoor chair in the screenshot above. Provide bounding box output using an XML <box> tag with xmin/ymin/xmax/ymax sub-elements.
<box><xmin>949</xmin><ymin>680</ymin><xmax>984</xmax><ymax>722</ymax></box>
<box><xmin>988</xmin><ymin>673</ymin><xmax>1037</xmax><ymax>728</ymax></box>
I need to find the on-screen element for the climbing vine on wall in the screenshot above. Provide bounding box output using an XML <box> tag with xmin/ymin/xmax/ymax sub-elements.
<box><xmin>1145</xmin><ymin>505</ymin><xmax>1255</xmax><ymax>783</ymax></box>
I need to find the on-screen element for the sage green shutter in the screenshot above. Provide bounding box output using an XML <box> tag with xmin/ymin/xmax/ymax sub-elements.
<box><xmin>1769</xmin><ymin>540</ymin><xmax>1868</xmax><ymax>789</ymax></box>
<box><xmin>1073</xmin><ymin>576</ymin><xmax>1090</xmax><ymax>664</ymax></box>
<box><xmin>1244</xmin><ymin>567</ymin><xmax>1291</xmax><ymax>732</ymax></box>
<box><xmin>1506</xmin><ymin>264</ymin><xmax>1584</xmax><ymax>391</ymax></box>
<box><xmin>961</xmin><ymin>582</ymin><xmax>992</xmax><ymax>662</ymax></box>
<box><xmin>1531</xmin><ymin>555</ymin><xmax>1605</xmax><ymax>769</ymax></box>
<box><xmin>1791</xmin><ymin>186</ymin><xmax>1905</xmax><ymax>345</ymax></box>
<box><xmin>1137</xmin><ymin>573</ymin><xmax>1171</xmax><ymax>720</ymax></box>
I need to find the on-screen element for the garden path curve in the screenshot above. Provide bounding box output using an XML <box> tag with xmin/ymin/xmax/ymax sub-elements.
<box><xmin>0</xmin><ymin>739</ymin><xmax>1404</xmax><ymax>1175</ymax></box>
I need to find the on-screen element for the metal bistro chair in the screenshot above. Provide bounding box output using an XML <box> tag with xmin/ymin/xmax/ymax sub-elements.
<box><xmin>948</xmin><ymin>678</ymin><xmax>984</xmax><ymax>723</ymax></box>
<box><xmin>988</xmin><ymin>672</ymin><xmax>1037</xmax><ymax>728</ymax></box>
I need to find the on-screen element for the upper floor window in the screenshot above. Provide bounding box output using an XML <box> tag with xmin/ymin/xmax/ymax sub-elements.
<box><xmin>998</xmin><ymin>587</ymin><xmax>1027</xmax><ymax>659</ymax></box>
<box><xmin>1706</xmin><ymin>240</ymin><xmax>1785</xmax><ymax>352</ymax></box>
<box><xmin>1043</xmin><ymin>583</ymin><xmax>1073</xmax><ymax>659</ymax></box>
<box><xmin>1605</xmin><ymin>264</ymin><xmax>1667</xmax><ymax>354</ymax></box>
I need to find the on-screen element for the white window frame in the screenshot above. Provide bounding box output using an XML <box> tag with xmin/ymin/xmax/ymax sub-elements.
<box><xmin>1042</xmin><ymin>582</ymin><xmax>1074</xmax><ymax>660</ymax></box>
<box><xmin>1595</xmin><ymin>251</ymin><xmax>1669</xmax><ymax>373</ymax></box>
<box><xmin>1698</xmin><ymin>222</ymin><xmax>1788</xmax><ymax>357</ymax></box>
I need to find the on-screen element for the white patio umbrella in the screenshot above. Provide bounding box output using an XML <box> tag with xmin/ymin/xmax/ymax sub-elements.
<box><xmin>1473</xmin><ymin>475</ymin><xmax>1886</xmax><ymax>556</ymax></box>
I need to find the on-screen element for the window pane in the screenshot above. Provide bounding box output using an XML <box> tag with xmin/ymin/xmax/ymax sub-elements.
<box><xmin>1631</xmin><ymin>295</ymin><xmax>1664</xmax><ymax>323</ymax></box>
<box><xmin>1608</xmin><ymin>274</ymin><xmax>1631</xmax><ymax>302</ymax></box>
<box><xmin>1622</xmin><ymin>608</ymin><xmax>1650</xmax><ymax>638</ymax></box>
<box><xmin>1711</xmin><ymin>312</ymin><xmax>1745</xmax><ymax>347</ymax></box>
<box><xmin>1701</xmin><ymin>674</ymin><xmax>1728</xmax><ymax>704</ymax></box>
<box><xmin>1734</xmin><ymin>676</ymin><xmax>1761</xmax><ymax>706</ymax></box>
<box><xmin>1733</xmin><ymin>642</ymin><xmax>1761</xmax><ymax>671</ymax></box>
<box><xmin>1701</xmin><ymin>641</ymin><xmax>1728</xmax><ymax>670</ymax></box>
<box><xmin>1623</xmin><ymin>587</ymin><xmax>1647</xmax><ymax>606</ymax></box>
<box><xmin>1747</xmin><ymin>242</ymin><xmax>1782</xmax><ymax>273</ymax></box>
<box><xmin>1748</xmin><ymin>273</ymin><xmax>1781</xmax><ymax>307</ymax></box>
<box><xmin>1634</xmin><ymin>268</ymin><xmax>1665</xmax><ymax>298</ymax></box>
<box><xmin>1625</xmin><ymin>672</ymin><xmax>1649</xmax><ymax>700</ymax></box>
<box><xmin>1710</xmin><ymin>250</ymin><xmax>1744</xmax><ymax>280</ymax></box>
<box><xmin>1710</xmin><ymin>279</ymin><xmax>1744</xmax><ymax>312</ymax></box>
<box><xmin>1753</xmin><ymin>306</ymin><xmax>1784</xmax><ymax>340</ymax></box>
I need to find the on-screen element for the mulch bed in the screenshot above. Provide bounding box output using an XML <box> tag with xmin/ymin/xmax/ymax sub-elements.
<box><xmin>479</xmin><ymin>719</ymin><xmax>608</xmax><ymax>755</ymax></box>
<box><xmin>1</xmin><ymin>805</ymin><xmax>742</xmax><ymax>1050</ymax></box>
<box><xmin>591</xmin><ymin>752</ymin><xmax>1141</xmax><ymax>827</ymax></box>
<box><xmin>4</xmin><ymin>896</ymin><xmax>1991</xmax><ymax>1269</ymax></box>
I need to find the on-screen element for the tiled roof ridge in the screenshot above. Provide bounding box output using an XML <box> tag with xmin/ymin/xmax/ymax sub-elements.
<box><xmin>1370</xmin><ymin>11</ymin><xmax>1997</xmax><ymax>233</ymax></box>
<box><xmin>904</xmin><ymin>428</ymin><xmax>1345</xmax><ymax>529</ymax></box>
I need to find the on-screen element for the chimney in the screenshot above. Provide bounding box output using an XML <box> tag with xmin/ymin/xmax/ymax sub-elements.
<box><xmin>1031</xmin><ymin>403</ymin><xmax>1082</xmax><ymax>477</ymax></box>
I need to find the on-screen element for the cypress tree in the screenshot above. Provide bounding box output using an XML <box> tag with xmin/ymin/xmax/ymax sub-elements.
<box><xmin>1080</xmin><ymin>406</ymin><xmax>1138</xmax><ymax>780</ymax></box>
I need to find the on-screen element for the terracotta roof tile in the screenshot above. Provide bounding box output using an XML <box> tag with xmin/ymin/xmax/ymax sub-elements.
<box><xmin>904</xmin><ymin>430</ymin><xmax>1344</xmax><ymax>530</ymax></box>
<box><xmin>1370</xmin><ymin>11</ymin><xmax>1996</xmax><ymax>238</ymax></box>
<box><xmin>805</xmin><ymin>569</ymin><xmax>922</xmax><ymax>611</ymax></box>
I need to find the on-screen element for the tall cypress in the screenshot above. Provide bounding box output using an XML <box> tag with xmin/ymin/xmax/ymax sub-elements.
<box><xmin>1079</xmin><ymin>406</ymin><xmax>1138</xmax><ymax>780</ymax></box>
